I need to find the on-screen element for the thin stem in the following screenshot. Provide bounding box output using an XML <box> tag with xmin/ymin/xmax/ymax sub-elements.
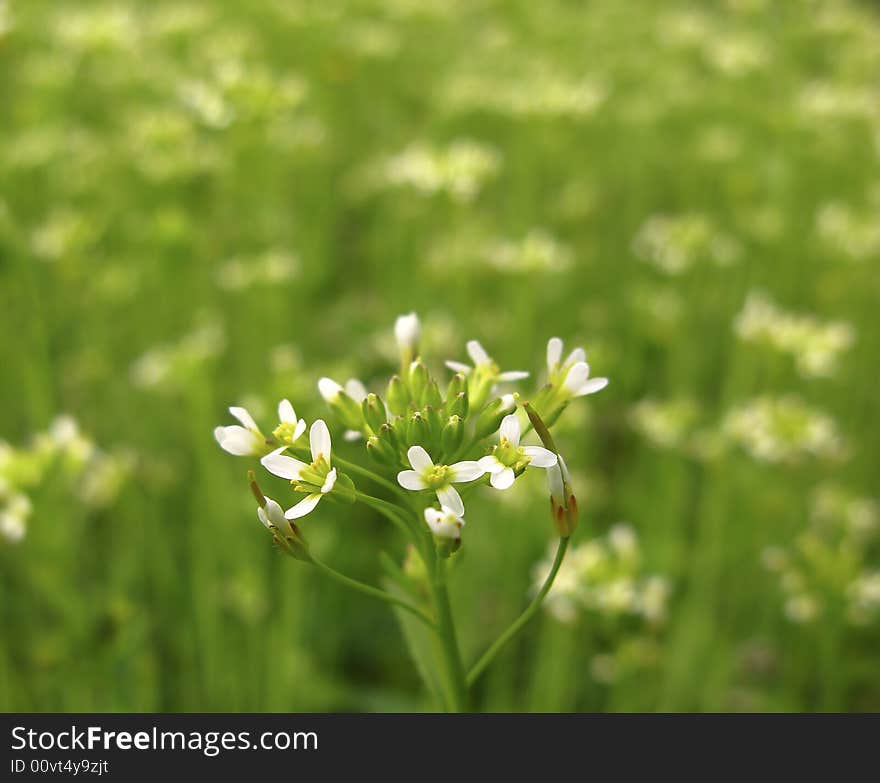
<box><xmin>333</xmin><ymin>453</ymin><xmax>410</xmax><ymax>503</ymax></box>
<box><xmin>356</xmin><ymin>491</ymin><xmax>418</xmax><ymax>539</ymax></box>
<box><xmin>310</xmin><ymin>554</ymin><xmax>436</xmax><ymax>629</ymax></box>
<box><xmin>430</xmin><ymin>554</ymin><xmax>469</xmax><ymax>712</ymax></box>
<box><xmin>466</xmin><ymin>536</ymin><xmax>569</xmax><ymax>688</ymax></box>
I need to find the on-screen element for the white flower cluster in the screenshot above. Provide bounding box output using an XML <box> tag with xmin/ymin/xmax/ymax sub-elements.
<box><xmin>533</xmin><ymin>524</ymin><xmax>670</xmax><ymax>626</ymax></box>
<box><xmin>215</xmin><ymin>314</ymin><xmax>608</xmax><ymax>546</ymax></box>
<box><xmin>1</xmin><ymin>416</ymin><xmax>132</xmax><ymax>543</ymax></box>
<box><xmin>763</xmin><ymin>483</ymin><xmax>879</xmax><ymax>626</ymax></box>
<box><xmin>629</xmin><ymin>398</ymin><xmax>701</xmax><ymax>451</ymax></box>
<box><xmin>363</xmin><ymin>140</ymin><xmax>501</xmax><ymax>203</ymax></box>
<box><xmin>722</xmin><ymin>395</ymin><xmax>845</xmax><ymax>464</ymax></box>
<box><xmin>733</xmin><ymin>290</ymin><xmax>855</xmax><ymax>378</ymax></box>
<box><xmin>632</xmin><ymin>213</ymin><xmax>740</xmax><ymax>274</ymax></box>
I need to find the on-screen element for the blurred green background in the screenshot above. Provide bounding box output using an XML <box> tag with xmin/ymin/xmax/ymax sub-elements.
<box><xmin>1</xmin><ymin>0</ymin><xmax>879</xmax><ymax>712</ymax></box>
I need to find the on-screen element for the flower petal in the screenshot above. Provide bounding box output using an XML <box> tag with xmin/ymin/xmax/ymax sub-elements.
<box><xmin>565</xmin><ymin>347</ymin><xmax>586</xmax><ymax>367</ymax></box>
<box><xmin>449</xmin><ymin>460</ymin><xmax>484</xmax><ymax>482</ymax></box>
<box><xmin>261</xmin><ymin>447</ymin><xmax>309</xmax><ymax>480</ymax></box>
<box><xmin>466</xmin><ymin>339</ymin><xmax>490</xmax><ymax>366</ymax></box>
<box><xmin>478</xmin><ymin>455</ymin><xmax>505</xmax><ymax>474</ymax></box>
<box><xmin>345</xmin><ymin>378</ymin><xmax>368</xmax><ymax>402</ymax></box>
<box><xmin>216</xmin><ymin>425</ymin><xmax>259</xmax><ymax>456</ymax></box>
<box><xmin>563</xmin><ymin>361</ymin><xmax>590</xmax><ymax>394</ymax></box>
<box><xmin>407</xmin><ymin>445</ymin><xmax>434</xmax><ymax>472</ymax></box>
<box><xmin>490</xmin><ymin>467</ymin><xmax>516</xmax><ymax>490</ymax></box>
<box><xmin>292</xmin><ymin>418</ymin><xmax>307</xmax><ymax>442</ymax></box>
<box><xmin>321</xmin><ymin>467</ymin><xmax>337</xmax><ymax>494</ymax></box>
<box><xmin>522</xmin><ymin>445</ymin><xmax>558</xmax><ymax>468</ymax></box>
<box><xmin>497</xmin><ymin>370</ymin><xmax>530</xmax><ymax>382</ymax></box>
<box><xmin>575</xmin><ymin>377</ymin><xmax>609</xmax><ymax>396</ymax></box>
<box><xmin>397</xmin><ymin>470</ymin><xmax>427</xmax><ymax>490</ymax></box>
<box><xmin>318</xmin><ymin>377</ymin><xmax>342</xmax><ymax>402</ymax></box>
<box><xmin>547</xmin><ymin>337</ymin><xmax>563</xmax><ymax>372</ymax></box>
<box><xmin>278</xmin><ymin>399</ymin><xmax>296</xmax><ymax>424</ymax></box>
<box><xmin>436</xmin><ymin>485</ymin><xmax>464</xmax><ymax>516</ymax></box>
<box><xmin>499</xmin><ymin>413</ymin><xmax>521</xmax><ymax>446</ymax></box>
<box><xmin>310</xmin><ymin>419</ymin><xmax>332</xmax><ymax>462</ymax></box>
<box><xmin>284</xmin><ymin>493</ymin><xmax>322</xmax><ymax>520</ymax></box>
<box><xmin>229</xmin><ymin>406</ymin><xmax>258</xmax><ymax>432</ymax></box>
<box><xmin>445</xmin><ymin>360</ymin><xmax>472</xmax><ymax>374</ymax></box>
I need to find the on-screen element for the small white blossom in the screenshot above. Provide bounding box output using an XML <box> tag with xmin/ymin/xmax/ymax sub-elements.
<box><xmin>394</xmin><ymin>312</ymin><xmax>421</xmax><ymax>354</ymax></box>
<box><xmin>397</xmin><ymin>445</ymin><xmax>483</xmax><ymax>515</ymax></box>
<box><xmin>445</xmin><ymin>339</ymin><xmax>529</xmax><ymax>382</ymax></box>
<box><xmin>272</xmin><ymin>399</ymin><xmax>307</xmax><ymax>446</ymax></box>
<box><xmin>478</xmin><ymin>414</ymin><xmax>557</xmax><ymax>490</ymax></box>
<box><xmin>214</xmin><ymin>406</ymin><xmax>265</xmax><ymax>456</ymax></box>
<box><xmin>424</xmin><ymin>505</ymin><xmax>465</xmax><ymax>540</ymax></box>
<box><xmin>257</xmin><ymin>495</ymin><xmax>296</xmax><ymax>538</ymax></box>
<box><xmin>261</xmin><ymin>420</ymin><xmax>337</xmax><ymax>520</ymax></box>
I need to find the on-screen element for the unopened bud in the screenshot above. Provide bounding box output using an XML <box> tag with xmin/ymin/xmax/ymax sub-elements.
<box><xmin>448</xmin><ymin>390</ymin><xmax>469</xmax><ymax>419</ymax></box>
<box><xmin>362</xmin><ymin>393</ymin><xmax>387</xmax><ymax>434</ymax></box>
<box><xmin>408</xmin><ymin>361</ymin><xmax>429</xmax><ymax>403</ymax></box>
<box><xmin>386</xmin><ymin>375</ymin><xmax>409</xmax><ymax>416</ymax></box>
<box><xmin>441</xmin><ymin>415</ymin><xmax>464</xmax><ymax>453</ymax></box>
<box><xmin>394</xmin><ymin>312</ymin><xmax>421</xmax><ymax>365</ymax></box>
<box><xmin>319</xmin><ymin>377</ymin><xmax>363</xmax><ymax>431</ymax></box>
<box><xmin>474</xmin><ymin>394</ymin><xmax>516</xmax><ymax>439</ymax></box>
<box><xmin>422</xmin><ymin>379</ymin><xmax>443</xmax><ymax>408</ymax></box>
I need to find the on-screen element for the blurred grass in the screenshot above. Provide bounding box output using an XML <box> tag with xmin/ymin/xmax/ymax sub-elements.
<box><xmin>1</xmin><ymin>0</ymin><xmax>879</xmax><ymax>711</ymax></box>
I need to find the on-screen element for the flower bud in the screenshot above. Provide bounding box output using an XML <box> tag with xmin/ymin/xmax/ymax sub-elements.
<box><xmin>362</xmin><ymin>393</ymin><xmax>387</xmax><ymax>434</ymax></box>
<box><xmin>250</xmin><ymin>471</ymin><xmax>311</xmax><ymax>562</ymax></box>
<box><xmin>386</xmin><ymin>375</ymin><xmax>409</xmax><ymax>416</ymax></box>
<box><xmin>422</xmin><ymin>379</ymin><xmax>443</xmax><ymax>408</ymax></box>
<box><xmin>447</xmin><ymin>390</ymin><xmax>469</xmax><ymax>419</ymax></box>
<box><xmin>367</xmin><ymin>435</ymin><xmax>398</xmax><ymax>467</ymax></box>
<box><xmin>378</xmin><ymin>421</ymin><xmax>401</xmax><ymax>452</ymax></box>
<box><xmin>318</xmin><ymin>377</ymin><xmax>364</xmax><ymax>431</ymax></box>
<box><xmin>405</xmin><ymin>410</ymin><xmax>429</xmax><ymax>448</ymax></box>
<box><xmin>394</xmin><ymin>312</ymin><xmax>421</xmax><ymax>365</ymax></box>
<box><xmin>408</xmin><ymin>361</ymin><xmax>429</xmax><ymax>403</ymax></box>
<box><xmin>441</xmin><ymin>414</ymin><xmax>464</xmax><ymax>454</ymax></box>
<box><xmin>423</xmin><ymin>404</ymin><xmax>443</xmax><ymax>442</ymax></box>
<box><xmin>473</xmin><ymin>394</ymin><xmax>516</xmax><ymax>439</ymax></box>
<box><xmin>446</xmin><ymin>372</ymin><xmax>468</xmax><ymax>404</ymax></box>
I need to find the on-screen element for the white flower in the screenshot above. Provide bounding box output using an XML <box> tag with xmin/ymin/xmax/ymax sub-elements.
<box><xmin>344</xmin><ymin>378</ymin><xmax>368</xmax><ymax>402</ymax></box>
<box><xmin>561</xmin><ymin>361</ymin><xmax>608</xmax><ymax>398</ymax></box>
<box><xmin>318</xmin><ymin>377</ymin><xmax>344</xmax><ymax>402</ymax></box>
<box><xmin>257</xmin><ymin>495</ymin><xmax>296</xmax><ymax>537</ymax></box>
<box><xmin>272</xmin><ymin>399</ymin><xmax>307</xmax><ymax>445</ymax></box>
<box><xmin>260</xmin><ymin>419</ymin><xmax>337</xmax><ymax>520</ymax></box>
<box><xmin>424</xmin><ymin>505</ymin><xmax>465</xmax><ymax>540</ymax></box>
<box><xmin>477</xmin><ymin>414</ymin><xmax>557</xmax><ymax>489</ymax></box>
<box><xmin>445</xmin><ymin>340</ymin><xmax>529</xmax><ymax>382</ymax></box>
<box><xmin>397</xmin><ymin>445</ymin><xmax>483</xmax><ymax>515</ymax></box>
<box><xmin>546</xmin><ymin>337</ymin><xmax>586</xmax><ymax>376</ymax></box>
<box><xmin>546</xmin><ymin>337</ymin><xmax>608</xmax><ymax>398</ymax></box>
<box><xmin>394</xmin><ymin>312</ymin><xmax>421</xmax><ymax>354</ymax></box>
<box><xmin>214</xmin><ymin>406</ymin><xmax>265</xmax><ymax>456</ymax></box>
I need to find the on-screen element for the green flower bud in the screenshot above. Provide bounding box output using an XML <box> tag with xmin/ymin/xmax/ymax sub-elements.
<box><xmin>423</xmin><ymin>405</ymin><xmax>443</xmax><ymax>443</ymax></box>
<box><xmin>367</xmin><ymin>435</ymin><xmax>398</xmax><ymax>467</ymax></box>
<box><xmin>446</xmin><ymin>372</ymin><xmax>468</xmax><ymax>405</ymax></box>
<box><xmin>474</xmin><ymin>394</ymin><xmax>517</xmax><ymax>439</ymax></box>
<box><xmin>408</xmin><ymin>361</ymin><xmax>429</xmax><ymax>403</ymax></box>
<box><xmin>386</xmin><ymin>375</ymin><xmax>409</xmax><ymax>416</ymax></box>
<box><xmin>448</xmin><ymin>391</ymin><xmax>469</xmax><ymax>419</ymax></box>
<box><xmin>362</xmin><ymin>393</ymin><xmax>387</xmax><ymax>434</ymax></box>
<box><xmin>441</xmin><ymin>414</ymin><xmax>464</xmax><ymax>454</ymax></box>
<box><xmin>378</xmin><ymin>421</ymin><xmax>401</xmax><ymax>452</ymax></box>
<box><xmin>422</xmin><ymin>379</ymin><xmax>443</xmax><ymax>408</ymax></box>
<box><xmin>405</xmin><ymin>410</ymin><xmax>429</xmax><ymax>448</ymax></box>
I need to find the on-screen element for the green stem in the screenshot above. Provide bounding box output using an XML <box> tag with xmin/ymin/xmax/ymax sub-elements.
<box><xmin>356</xmin><ymin>491</ymin><xmax>419</xmax><ymax>539</ymax></box>
<box><xmin>466</xmin><ymin>536</ymin><xmax>569</xmax><ymax>687</ymax></box>
<box><xmin>310</xmin><ymin>554</ymin><xmax>436</xmax><ymax>630</ymax></box>
<box><xmin>429</xmin><ymin>553</ymin><xmax>469</xmax><ymax>712</ymax></box>
<box><xmin>333</xmin><ymin>454</ymin><xmax>410</xmax><ymax>503</ymax></box>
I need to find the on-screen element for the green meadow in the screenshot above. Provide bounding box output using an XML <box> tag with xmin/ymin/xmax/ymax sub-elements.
<box><xmin>1</xmin><ymin>0</ymin><xmax>878</xmax><ymax>711</ymax></box>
